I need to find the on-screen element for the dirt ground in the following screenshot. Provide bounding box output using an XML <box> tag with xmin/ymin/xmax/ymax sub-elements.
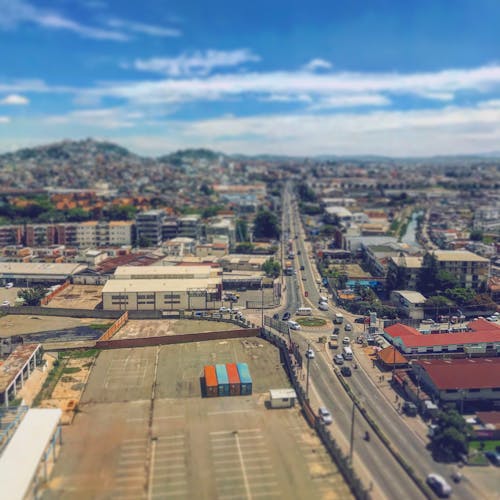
<box><xmin>113</xmin><ymin>318</ymin><xmax>242</xmax><ymax>340</ymax></box>
<box><xmin>44</xmin><ymin>340</ymin><xmax>352</xmax><ymax>500</ymax></box>
<box><xmin>0</xmin><ymin>315</ymin><xmax>110</xmax><ymax>337</ymax></box>
<box><xmin>45</xmin><ymin>284</ymin><xmax>103</xmax><ymax>309</ymax></box>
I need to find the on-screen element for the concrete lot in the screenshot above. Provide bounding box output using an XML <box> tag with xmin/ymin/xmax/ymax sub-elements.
<box><xmin>45</xmin><ymin>339</ymin><xmax>351</xmax><ymax>500</ymax></box>
<box><xmin>113</xmin><ymin>319</ymin><xmax>238</xmax><ymax>340</ymax></box>
<box><xmin>45</xmin><ymin>284</ymin><xmax>103</xmax><ymax>310</ymax></box>
<box><xmin>0</xmin><ymin>286</ymin><xmax>22</xmax><ymax>305</ymax></box>
<box><xmin>0</xmin><ymin>314</ymin><xmax>110</xmax><ymax>338</ymax></box>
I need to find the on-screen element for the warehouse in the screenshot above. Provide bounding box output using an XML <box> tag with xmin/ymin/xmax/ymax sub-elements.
<box><xmin>0</xmin><ymin>262</ymin><xmax>87</xmax><ymax>287</ymax></box>
<box><xmin>101</xmin><ymin>265</ymin><xmax>222</xmax><ymax>311</ymax></box>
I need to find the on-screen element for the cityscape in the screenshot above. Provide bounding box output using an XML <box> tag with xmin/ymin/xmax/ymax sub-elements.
<box><xmin>1</xmin><ymin>1</ymin><xmax>500</xmax><ymax>500</ymax></box>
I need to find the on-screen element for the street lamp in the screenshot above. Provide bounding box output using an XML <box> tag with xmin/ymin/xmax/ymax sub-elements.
<box><xmin>261</xmin><ymin>279</ymin><xmax>264</xmax><ymax>331</ymax></box>
<box><xmin>349</xmin><ymin>402</ymin><xmax>356</xmax><ymax>463</ymax></box>
<box><xmin>306</xmin><ymin>341</ymin><xmax>311</xmax><ymax>401</ymax></box>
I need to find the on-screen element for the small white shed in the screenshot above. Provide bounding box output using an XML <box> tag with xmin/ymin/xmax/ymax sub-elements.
<box><xmin>269</xmin><ymin>388</ymin><xmax>297</xmax><ymax>409</ymax></box>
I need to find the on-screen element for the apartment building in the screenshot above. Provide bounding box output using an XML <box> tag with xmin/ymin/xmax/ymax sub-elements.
<box><xmin>433</xmin><ymin>250</ymin><xmax>490</xmax><ymax>290</ymax></box>
<box><xmin>136</xmin><ymin>210</ymin><xmax>165</xmax><ymax>246</ymax></box>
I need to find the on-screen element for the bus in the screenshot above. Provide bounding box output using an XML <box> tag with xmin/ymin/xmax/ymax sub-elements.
<box><xmin>334</xmin><ymin>313</ymin><xmax>344</xmax><ymax>324</ymax></box>
<box><xmin>296</xmin><ymin>307</ymin><xmax>312</xmax><ymax>316</ymax></box>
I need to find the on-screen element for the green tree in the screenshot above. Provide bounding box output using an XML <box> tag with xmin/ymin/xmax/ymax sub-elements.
<box><xmin>436</xmin><ymin>270</ymin><xmax>458</xmax><ymax>291</ymax></box>
<box><xmin>296</xmin><ymin>182</ymin><xmax>317</xmax><ymax>202</ymax></box>
<box><xmin>469</xmin><ymin>230</ymin><xmax>483</xmax><ymax>241</ymax></box>
<box><xmin>253</xmin><ymin>210</ymin><xmax>280</xmax><ymax>240</ymax></box>
<box><xmin>199</xmin><ymin>183</ymin><xmax>214</xmax><ymax>196</ymax></box>
<box><xmin>443</xmin><ymin>287</ymin><xmax>475</xmax><ymax>306</ymax></box>
<box><xmin>17</xmin><ymin>287</ymin><xmax>49</xmax><ymax>306</ymax></box>
<box><xmin>235</xmin><ymin>242</ymin><xmax>254</xmax><ymax>253</ymax></box>
<box><xmin>417</xmin><ymin>253</ymin><xmax>440</xmax><ymax>295</ymax></box>
<box><xmin>431</xmin><ymin>409</ymin><xmax>471</xmax><ymax>462</ymax></box>
<box><xmin>235</xmin><ymin>219</ymin><xmax>249</xmax><ymax>242</ymax></box>
<box><xmin>425</xmin><ymin>295</ymin><xmax>453</xmax><ymax>307</ymax></box>
<box><xmin>262</xmin><ymin>258</ymin><xmax>281</xmax><ymax>278</ymax></box>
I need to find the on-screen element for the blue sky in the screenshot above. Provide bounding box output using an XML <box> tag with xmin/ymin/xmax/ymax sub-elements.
<box><xmin>1</xmin><ymin>0</ymin><xmax>500</xmax><ymax>156</ymax></box>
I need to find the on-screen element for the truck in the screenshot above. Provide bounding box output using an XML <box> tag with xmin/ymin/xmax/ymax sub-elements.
<box><xmin>284</xmin><ymin>260</ymin><xmax>294</xmax><ymax>276</ymax></box>
<box><xmin>334</xmin><ymin>313</ymin><xmax>344</xmax><ymax>324</ymax></box>
<box><xmin>328</xmin><ymin>338</ymin><xmax>339</xmax><ymax>349</ymax></box>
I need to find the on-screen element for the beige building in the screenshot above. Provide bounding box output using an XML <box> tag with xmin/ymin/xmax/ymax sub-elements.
<box><xmin>433</xmin><ymin>250</ymin><xmax>490</xmax><ymax>290</ymax></box>
<box><xmin>102</xmin><ymin>265</ymin><xmax>222</xmax><ymax>311</ymax></box>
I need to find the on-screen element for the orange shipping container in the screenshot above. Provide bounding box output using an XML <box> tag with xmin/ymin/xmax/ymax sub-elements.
<box><xmin>226</xmin><ymin>363</ymin><xmax>241</xmax><ymax>396</ymax></box>
<box><xmin>204</xmin><ymin>365</ymin><xmax>218</xmax><ymax>397</ymax></box>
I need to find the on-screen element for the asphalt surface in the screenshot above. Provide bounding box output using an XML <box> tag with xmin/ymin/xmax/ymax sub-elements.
<box><xmin>281</xmin><ymin>183</ymin><xmax>481</xmax><ymax>500</ymax></box>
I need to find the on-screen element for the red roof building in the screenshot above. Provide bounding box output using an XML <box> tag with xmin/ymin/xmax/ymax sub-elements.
<box><xmin>384</xmin><ymin>320</ymin><xmax>500</xmax><ymax>356</ymax></box>
<box><xmin>411</xmin><ymin>358</ymin><xmax>500</xmax><ymax>408</ymax></box>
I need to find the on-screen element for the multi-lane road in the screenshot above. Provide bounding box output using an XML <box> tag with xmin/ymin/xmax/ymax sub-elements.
<box><xmin>279</xmin><ymin>184</ymin><xmax>481</xmax><ymax>500</ymax></box>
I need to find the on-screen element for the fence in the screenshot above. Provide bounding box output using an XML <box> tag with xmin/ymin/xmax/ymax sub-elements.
<box><xmin>260</xmin><ymin>328</ymin><xmax>369</xmax><ymax>500</ymax></box>
<box><xmin>96</xmin><ymin>328</ymin><xmax>260</xmax><ymax>350</ymax></box>
<box><xmin>5</xmin><ymin>306</ymin><xmax>123</xmax><ymax>319</ymax></box>
<box><xmin>40</xmin><ymin>280</ymin><xmax>71</xmax><ymax>306</ymax></box>
<box><xmin>97</xmin><ymin>311</ymin><xmax>129</xmax><ymax>342</ymax></box>
<box><xmin>245</xmin><ymin>300</ymin><xmax>280</xmax><ymax>309</ymax></box>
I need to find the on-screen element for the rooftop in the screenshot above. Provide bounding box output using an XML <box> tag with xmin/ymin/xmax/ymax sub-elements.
<box><xmin>0</xmin><ymin>262</ymin><xmax>87</xmax><ymax>276</ymax></box>
<box><xmin>433</xmin><ymin>250</ymin><xmax>489</xmax><ymax>263</ymax></box>
<box><xmin>393</xmin><ymin>290</ymin><xmax>427</xmax><ymax>304</ymax></box>
<box><xmin>0</xmin><ymin>344</ymin><xmax>41</xmax><ymax>393</ymax></box>
<box><xmin>414</xmin><ymin>358</ymin><xmax>500</xmax><ymax>390</ymax></box>
<box><xmin>102</xmin><ymin>277</ymin><xmax>222</xmax><ymax>293</ymax></box>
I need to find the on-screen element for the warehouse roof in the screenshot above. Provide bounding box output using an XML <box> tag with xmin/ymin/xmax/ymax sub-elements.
<box><xmin>0</xmin><ymin>262</ymin><xmax>87</xmax><ymax>276</ymax></box>
<box><xmin>0</xmin><ymin>408</ymin><xmax>62</xmax><ymax>500</ymax></box>
<box><xmin>433</xmin><ymin>250</ymin><xmax>489</xmax><ymax>263</ymax></box>
<box><xmin>114</xmin><ymin>265</ymin><xmax>218</xmax><ymax>279</ymax></box>
<box><xmin>102</xmin><ymin>277</ymin><xmax>221</xmax><ymax>293</ymax></box>
<box><xmin>414</xmin><ymin>358</ymin><xmax>500</xmax><ymax>390</ymax></box>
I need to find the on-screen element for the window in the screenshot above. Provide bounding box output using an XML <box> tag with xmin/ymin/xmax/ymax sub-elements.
<box><xmin>468</xmin><ymin>388</ymin><xmax>480</xmax><ymax>393</ymax></box>
<box><xmin>446</xmin><ymin>389</ymin><xmax>458</xmax><ymax>393</ymax></box>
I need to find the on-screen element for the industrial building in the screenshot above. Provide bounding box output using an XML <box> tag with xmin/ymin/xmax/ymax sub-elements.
<box><xmin>101</xmin><ymin>265</ymin><xmax>222</xmax><ymax>311</ymax></box>
<box><xmin>0</xmin><ymin>262</ymin><xmax>87</xmax><ymax>287</ymax></box>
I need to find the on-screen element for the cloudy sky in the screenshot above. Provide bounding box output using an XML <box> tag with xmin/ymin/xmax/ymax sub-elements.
<box><xmin>1</xmin><ymin>0</ymin><xmax>500</xmax><ymax>156</ymax></box>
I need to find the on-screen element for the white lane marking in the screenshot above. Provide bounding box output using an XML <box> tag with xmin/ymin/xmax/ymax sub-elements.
<box><xmin>208</xmin><ymin>409</ymin><xmax>253</xmax><ymax>415</ymax></box>
<box><xmin>234</xmin><ymin>433</ymin><xmax>251</xmax><ymax>500</ymax></box>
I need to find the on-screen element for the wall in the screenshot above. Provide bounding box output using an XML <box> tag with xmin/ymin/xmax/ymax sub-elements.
<box><xmin>96</xmin><ymin>328</ymin><xmax>259</xmax><ymax>349</ymax></box>
<box><xmin>97</xmin><ymin>311</ymin><xmax>129</xmax><ymax>342</ymax></box>
<box><xmin>40</xmin><ymin>280</ymin><xmax>71</xmax><ymax>306</ymax></box>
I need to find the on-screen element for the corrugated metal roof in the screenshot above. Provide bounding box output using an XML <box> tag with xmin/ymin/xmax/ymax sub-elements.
<box><xmin>0</xmin><ymin>408</ymin><xmax>62</xmax><ymax>500</ymax></box>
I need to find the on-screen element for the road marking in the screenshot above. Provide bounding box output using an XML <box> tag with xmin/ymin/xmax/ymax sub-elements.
<box><xmin>208</xmin><ymin>409</ymin><xmax>253</xmax><ymax>415</ymax></box>
<box><xmin>153</xmin><ymin>449</ymin><xmax>185</xmax><ymax>456</ymax></box>
<box><xmin>155</xmin><ymin>415</ymin><xmax>184</xmax><ymax>420</ymax></box>
<box><xmin>153</xmin><ymin>463</ymin><xmax>186</xmax><ymax>470</ymax></box>
<box><xmin>152</xmin><ymin>472</ymin><xmax>186</xmax><ymax>479</ymax></box>
<box><xmin>234</xmin><ymin>432</ymin><xmax>252</xmax><ymax>500</ymax></box>
<box><xmin>157</xmin><ymin>434</ymin><xmax>184</xmax><ymax>440</ymax></box>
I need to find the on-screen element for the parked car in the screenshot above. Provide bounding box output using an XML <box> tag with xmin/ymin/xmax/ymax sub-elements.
<box><xmin>354</xmin><ymin>317</ymin><xmax>365</xmax><ymax>324</ymax></box>
<box><xmin>305</xmin><ymin>348</ymin><xmax>315</xmax><ymax>359</ymax></box>
<box><xmin>403</xmin><ymin>401</ymin><xmax>418</xmax><ymax>417</ymax></box>
<box><xmin>219</xmin><ymin>306</ymin><xmax>229</xmax><ymax>313</ymax></box>
<box><xmin>282</xmin><ymin>311</ymin><xmax>291</xmax><ymax>321</ymax></box>
<box><xmin>318</xmin><ymin>407</ymin><xmax>333</xmax><ymax>425</ymax></box>
<box><xmin>333</xmin><ymin>354</ymin><xmax>344</xmax><ymax>365</ymax></box>
<box><xmin>340</xmin><ymin>366</ymin><xmax>352</xmax><ymax>377</ymax></box>
<box><xmin>1</xmin><ymin>300</ymin><xmax>10</xmax><ymax>307</ymax></box>
<box><xmin>426</xmin><ymin>473</ymin><xmax>452</xmax><ymax>498</ymax></box>
<box><xmin>485</xmin><ymin>450</ymin><xmax>500</xmax><ymax>466</ymax></box>
<box><xmin>5</xmin><ymin>282</ymin><xmax>13</xmax><ymax>289</ymax></box>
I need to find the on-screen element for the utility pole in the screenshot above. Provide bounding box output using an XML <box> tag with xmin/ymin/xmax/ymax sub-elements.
<box><xmin>306</xmin><ymin>342</ymin><xmax>311</xmax><ymax>401</ymax></box>
<box><xmin>349</xmin><ymin>402</ymin><xmax>355</xmax><ymax>463</ymax></box>
<box><xmin>261</xmin><ymin>279</ymin><xmax>264</xmax><ymax>331</ymax></box>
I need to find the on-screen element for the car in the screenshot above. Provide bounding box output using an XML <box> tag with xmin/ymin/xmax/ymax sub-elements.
<box><xmin>272</xmin><ymin>313</ymin><xmax>280</xmax><ymax>320</ymax></box>
<box><xmin>318</xmin><ymin>302</ymin><xmax>328</xmax><ymax>311</ymax></box>
<box><xmin>300</xmin><ymin>265</ymin><xmax>305</xmax><ymax>270</ymax></box>
<box><xmin>282</xmin><ymin>311</ymin><xmax>291</xmax><ymax>321</ymax></box>
<box><xmin>333</xmin><ymin>354</ymin><xmax>344</xmax><ymax>365</ymax></box>
<box><xmin>426</xmin><ymin>474</ymin><xmax>452</xmax><ymax>497</ymax></box>
<box><xmin>318</xmin><ymin>407</ymin><xmax>333</xmax><ymax>425</ymax></box>
<box><xmin>421</xmin><ymin>319</ymin><xmax>435</xmax><ymax>325</ymax></box>
<box><xmin>354</xmin><ymin>317</ymin><xmax>365</xmax><ymax>324</ymax></box>
<box><xmin>1</xmin><ymin>300</ymin><xmax>10</xmax><ymax>307</ymax></box>
<box><xmin>342</xmin><ymin>337</ymin><xmax>350</xmax><ymax>345</ymax></box>
<box><xmin>301</xmin><ymin>276</ymin><xmax>307</xmax><ymax>281</ymax></box>
<box><xmin>288</xmin><ymin>320</ymin><xmax>301</xmax><ymax>330</ymax></box>
<box><xmin>403</xmin><ymin>401</ymin><xmax>418</xmax><ymax>416</ymax></box>
<box><xmin>219</xmin><ymin>306</ymin><xmax>229</xmax><ymax>313</ymax></box>
<box><xmin>345</xmin><ymin>324</ymin><xmax>352</xmax><ymax>332</ymax></box>
<box><xmin>305</xmin><ymin>348</ymin><xmax>315</xmax><ymax>359</ymax></box>
<box><xmin>5</xmin><ymin>282</ymin><xmax>13</xmax><ymax>289</ymax></box>
<box><xmin>340</xmin><ymin>366</ymin><xmax>352</xmax><ymax>377</ymax></box>
<box><xmin>485</xmin><ymin>450</ymin><xmax>500</xmax><ymax>466</ymax></box>
<box><xmin>333</xmin><ymin>327</ymin><xmax>340</xmax><ymax>335</ymax></box>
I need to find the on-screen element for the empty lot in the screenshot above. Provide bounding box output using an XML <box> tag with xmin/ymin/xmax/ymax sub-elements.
<box><xmin>45</xmin><ymin>284</ymin><xmax>103</xmax><ymax>309</ymax></box>
<box><xmin>45</xmin><ymin>339</ymin><xmax>351</xmax><ymax>500</ymax></box>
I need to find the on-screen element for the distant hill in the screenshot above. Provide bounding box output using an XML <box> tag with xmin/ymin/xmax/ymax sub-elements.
<box><xmin>158</xmin><ymin>148</ymin><xmax>223</xmax><ymax>165</ymax></box>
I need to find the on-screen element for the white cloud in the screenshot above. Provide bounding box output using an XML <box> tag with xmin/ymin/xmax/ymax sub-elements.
<box><xmin>260</xmin><ymin>93</ymin><xmax>312</xmax><ymax>103</ymax></box>
<box><xmin>133</xmin><ymin>49</ymin><xmax>260</xmax><ymax>76</ymax></box>
<box><xmin>0</xmin><ymin>0</ymin><xmax>128</xmax><ymax>40</ymax></box>
<box><xmin>0</xmin><ymin>116</ymin><xmax>10</xmax><ymax>124</ymax></box>
<box><xmin>309</xmin><ymin>94</ymin><xmax>390</xmax><ymax>109</ymax></box>
<box><xmin>0</xmin><ymin>94</ymin><xmax>29</xmax><ymax>105</ymax></box>
<box><xmin>92</xmin><ymin>63</ymin><xmax>500</xmax><ymax>107</ymax></box>
<box><xmin>107</xmin><ymin>18</ymin><xmax>181</xmax><ymax>38</ymax></box>
<box><xmin>43</xmin><ymin>107</ymin><xmax>141</xmax><ymax>129</ymax></box>
<box><xmin>303</xmin><ymin>58</ymin><xmax>332</xmax><ymax>72</ymax></box>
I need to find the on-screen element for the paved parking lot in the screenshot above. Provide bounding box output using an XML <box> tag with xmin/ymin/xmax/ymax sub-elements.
<box><xmin>45</xmin><ymin>339</ymin><xmax>351</xmax><ymax>500</ymax></box>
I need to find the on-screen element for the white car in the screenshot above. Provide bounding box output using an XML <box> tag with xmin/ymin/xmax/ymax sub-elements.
<box><xmin>305</xmin><ymin>348</ymin><xmax>315</xmax><ymax>359</ymax></box>
<box><xmin>1</xmin><ymin>300</ymin><xmax>10</xmax><ymax>307</ymax></box>
<box><xmin>318</xmin><ymin>302</ymin><xmax>328</xmax><ymax>311</ymax></box>
<box><xmin>426</xmin><ymin>473</ymin><xmax>452</xmax><ymax>497</ymax></box>
<box><xmin>344</xmin><ymin>323</ymin><xmax>352</xmax><ymax>332</ymax></box>
<box><xmin>333</xmin><ymin>354</ymin><xmax>344</xmax><ymax>365</ymax></box>
<box><xmin>342</xmin><ymin>337</ymin><xmax>351</xmax><ymax>345</ymax></box>
<box><xmin>288</xmin><ymin>320</ymin><xmax>301</xmax><ymax>330</ymax></box>
<box><xmin>5</xmin><ymin>282</ymin><xmax>13</xmax><ymax>289</ymax></box>
<box><xmin>219</xmin><ymin>306</ymin><xmax>229</xmax><ymax>313</ymax></box>
<box><xmin>318</xmin><ymin>407</ymin><xmax>333</xmax><ymax>425</ymax></box>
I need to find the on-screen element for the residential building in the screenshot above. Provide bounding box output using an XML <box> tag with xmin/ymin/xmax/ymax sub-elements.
<box><xmin>390</xmin><ymin>290</ymin><xmax>427</xmax><ymax>320</ymax></box>
<box><xmin>387</xmin><ymin>253</ymin><xmax>424</xmax><ymax>290</ymax></box>
<box><xmin>433</xmin><ymin>250</ymin><xmax>490</xmax><ymax>290</ymax></box>
<box><xmin>136</xmin><ymin>210</ymin><xmax>165</xmax><ymax>246</ymax></box>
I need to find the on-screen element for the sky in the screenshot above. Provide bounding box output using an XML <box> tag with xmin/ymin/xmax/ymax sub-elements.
<box><xmin>1</xmin><ymin>0</ymin><xmax>500</xmax><ymax>157</ymax></box>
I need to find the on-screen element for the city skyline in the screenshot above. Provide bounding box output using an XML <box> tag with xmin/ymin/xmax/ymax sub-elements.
<box><xmin>1</xmin><ymin>0</ymin><xmax>500</xmax><ymax>156</ymax></box>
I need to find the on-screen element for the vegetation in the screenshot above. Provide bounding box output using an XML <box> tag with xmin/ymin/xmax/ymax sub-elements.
<box><xmin>234</xmin><ymin>242</ymin><xmax>254</xmax><ymax>253</ymax></box>
<box><xmin>63</xmin><ymin>367</ymin><xmax>82</xmax><ymax>374</ymax></box>
<box><xmin>296</xmin><ymin>317</ymin><xmax>327</xmax><ymax>327</ymax></box>
<box><xmin>430</xmin><ymin>409</ymin><xmax>471</xmax><ymax>462</ymax></box>
<box><xmin>296</xmin><ymin>182</ymin><xmax>317</xmax><ymax>202</ymax></box>
<box><xmin>235</xmin><ymin>218</ymin><xmax>250</xmax><ymax>242</ymax></box>
<box><xmin>253</xmin><ymin>209</ymin><xmax>280</xmax><ymax>239</ymax></box>
<box><xmin>33</xmin><ymin>358</ymin><xmax>65</xmax><ymax>406</ymax></box>
<box><xmin>88</xmin><ymin>323</ymin><xmax>113</xmax><ymax>331</ymax></box>
<box><xmin>17</xmin><ymin>287</ymin><xmax>49</xmax><ymax>306</ymax></box>
<box><xmin>262</xmin><ymin>258</ymin><xmax>281</xmax><ymax>278</ymax></box>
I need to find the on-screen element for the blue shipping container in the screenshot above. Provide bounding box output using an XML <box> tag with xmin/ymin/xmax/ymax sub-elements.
<box><xmin>215</xmin><ymin>364</ymin><xmax>230</xmax><ymax>396</ymax></box>
<box><xmin>236</xmin><ymin>362</ymin><xmax>253</xmax><ymax>395</ymax></box>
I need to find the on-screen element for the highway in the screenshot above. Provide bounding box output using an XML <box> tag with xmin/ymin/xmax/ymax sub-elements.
<box><xmin>279</xmin><ymin>183</ymin><xmax>481</xmax><ymax>500</ymax></box>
